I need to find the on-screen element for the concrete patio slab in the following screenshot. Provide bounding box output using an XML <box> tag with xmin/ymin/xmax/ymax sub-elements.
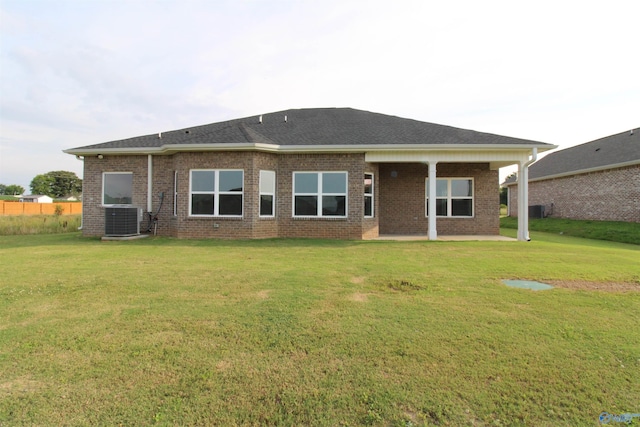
<box><xmin>372</xmin><ymin>235</ymin><xmax>516</xmax><ymax>241</ymax></box>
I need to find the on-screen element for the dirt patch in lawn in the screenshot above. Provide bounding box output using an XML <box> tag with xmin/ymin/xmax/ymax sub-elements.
<box><xmin>348</xmin><ymin>292</ymin><xmax>369</xmax><ymax>302</ymax></box>
<box><xmin>0</xmin><ymin>378</ymin><xmax>43</xmax><ymax>395</ymax></box>
<box><xmin>256</xmin><ymin>290</ymin><xmax>271</xmax><ymax>299</ymax></box>
<box><xmin>546</xmin><ymin>280</ymin><xmax>640</xmax><ymax>292</ymax></box>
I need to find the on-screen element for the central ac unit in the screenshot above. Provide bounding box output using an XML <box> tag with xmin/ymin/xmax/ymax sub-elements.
<box><xmin>105</xmin><ymin>207</ymin><xmax>141</xmax><ymax>236</ymax></box>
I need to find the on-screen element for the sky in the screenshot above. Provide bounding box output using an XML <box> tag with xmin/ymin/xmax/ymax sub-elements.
<box><xmin>1</xmin><ymin>0</ymin><xmax>639</xmax><ymax>193</ymax></box>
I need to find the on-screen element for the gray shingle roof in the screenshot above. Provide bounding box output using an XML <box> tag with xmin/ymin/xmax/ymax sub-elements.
<box><xmin>66</xmin><ymin>108</ymin><xmax>550</xmax><ymax>153</ymax></box>
<box><xmin>528</xmin><ymin>128</ymin><xmax>640</xmax><ymax>180</ymax></box>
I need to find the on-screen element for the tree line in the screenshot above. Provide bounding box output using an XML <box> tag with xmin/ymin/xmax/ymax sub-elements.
<box><xmin>0</xmin><ymin>171</ymin><xmax>82</xmax><ymax>198</ymax></box>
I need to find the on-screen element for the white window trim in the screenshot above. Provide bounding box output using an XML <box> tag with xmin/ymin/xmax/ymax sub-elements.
<box><xmin>259</xmin><ymin>170</ymin><xmax>276</xmax><ymax>218</ymax></box>
<box><xmin>189</xmin><ymin>169</ymin><xmax>244</xmax><ymax>217</ymax></box>
<box><xmin>425</xmin><ymin>177</ymin><xmax>474</xmax><ymax>218</ymax></box>
<box><xmin>292</xmin><ymin>171</ymin><xmax>348</xmax><ymax>218</ymax></box>
<box><xmin>364</xmin><ymin>173</ymin><xmax>374</xmax><ymax>218</ymax></box>
<box><xmin>102</xmin><ymin>172</ymin><xmax>133</xmax><ymax>206</ymax></box>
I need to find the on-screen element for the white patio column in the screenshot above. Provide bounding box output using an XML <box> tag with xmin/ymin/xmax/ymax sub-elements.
<box><xmin>517</xmin><ymin>161</ymin><xmax>529</xmax><ymax>241</ymax></box>
<box><xmin>428</xmin><ymin>161</ymin><xmax>438</xmax><ymax>240</ymax></box>
<box><xmin>517</xmin><ymin>148</ymin><xmax>537</xmax><ymax>241</ymax></box>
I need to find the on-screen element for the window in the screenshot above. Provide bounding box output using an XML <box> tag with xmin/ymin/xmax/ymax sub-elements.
<box><xmin>103</xmin><ymin>172</ymin><xmax>133</xmax><ymax>205</ymax></box>
<box><xmin>260</xmin><ymin>170</ymin><xmax>276</xmax><ymax>217</ymax></box>
<box><xmin>190</xmin><ymin>170</ymin><xmax>243</xmax><ymax>217</ymax></box>
<box><xmin>364</xmin><ymin>173</ymin><xmax>374</xmax><ymax>217</ymax></box>
<box><xmin>425</xmin><ymin>178</ymin><xmax>473</xmax><ymax>217</ymax></box>
<box><xmin>293</xmin><ymin>172</ymin><xmax>347</xmax><ymax>217</ymax></box>
<box><xmin>173</xmin><ymin>171</ymin><xmax>178</xmax><ymax>216</ymax></box>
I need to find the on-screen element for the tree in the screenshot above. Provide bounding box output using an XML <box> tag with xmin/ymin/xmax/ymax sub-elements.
<box><xmin>30</xmin><ymin>171</ymin><xmax>82</xmax><ymax>198</ymax></box>
<box><xmin>0</xmin><ymin>184</ymin><xmax>25</xmax><ymax>195</ymax></box>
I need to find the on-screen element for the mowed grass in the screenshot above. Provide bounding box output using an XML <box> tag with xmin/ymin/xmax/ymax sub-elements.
<box><xmin>500</xmin><ymin>216</ymin><xmax>640</xmax><ymax>245</ymax></box>
<box><xmin>1</xmin><ymin>233</ymin><xmax>639</xmax><ymax>426</ymax></box>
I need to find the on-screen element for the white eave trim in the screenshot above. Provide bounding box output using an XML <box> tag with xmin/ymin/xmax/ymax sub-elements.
<box><xmin>64</xmin><ymin>142</ymin><xmax>555</xmax><ymax>156</ymax></box>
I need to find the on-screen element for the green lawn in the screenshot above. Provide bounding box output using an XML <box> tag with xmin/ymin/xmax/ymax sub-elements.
<box><xmin>500</xmin><ymin>216</ymin><xmax>640</xmax><ymax>245</ymax></box>
<box><xmin>1</xmin><ymin>233</ymin><xmax>639</xmax><ymax>426</ymax></box>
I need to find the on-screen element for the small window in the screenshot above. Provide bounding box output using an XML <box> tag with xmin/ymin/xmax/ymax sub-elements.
<box><xmin>189</xmin><ymin>169</ymin><xmax>243</xmax><ymax>217</ymax></box>
<box><xmin>103</xmin><ymin>172</ymin><xmax>133</xmax><ymax>205</ymax></box>
<box><xmin>364</xmin><ymin>173</ymin><xmax>374</xmax><ymax>217</ymax></box>
<box><xmin>260</xmin><ymin>170</ymin><xmax>276</xmax><ymax>217</ymax></box>
<box><xmin>426</xmin><ymin>178</ymin><xmax>473</xmax><ymax>217</ymax></box>
<box><xmin>293</xmin><ymin>172</ymin><xmax>347</xmax><ymax>217</ymax></box>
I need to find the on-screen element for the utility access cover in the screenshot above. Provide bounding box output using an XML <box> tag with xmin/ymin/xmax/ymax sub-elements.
<box><xmin>502</xmin><ymin>280</ymin><xmax>554</xmax><ymax>291</ymax></box>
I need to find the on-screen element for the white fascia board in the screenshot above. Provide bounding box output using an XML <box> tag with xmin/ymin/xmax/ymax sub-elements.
<box><xmin>64</xmin><ymin>143</ymin><xmax>555</xmax><ymax>156</ymax></box>
<box><xmin>63</xmin><ymin>143</ymin><xmax>274</xmax><ymax>156</ymax></box>
<box><xmin>276</xmin><ymin>143</ymin><xmax>555</xmax><ymax>153</ymax></box>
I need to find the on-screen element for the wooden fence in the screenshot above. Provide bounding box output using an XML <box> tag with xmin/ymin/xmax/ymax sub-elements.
<box><xmin>0</xmin><ymin>201</ymin><xmax>83</xmax><ymax>216</ymax></box>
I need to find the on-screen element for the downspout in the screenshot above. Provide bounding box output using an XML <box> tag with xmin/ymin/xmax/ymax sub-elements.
<box><xmin>75</xmin><ymin>155</ymin><xmax>84</xmax><ymax>230</ymax></box>
<box><xmin>517</xmin><ymin>147</ymin><xmax>537</xmax><ymax>241</ymax></box>
<box><xmin>147</xmin><ymin>154</ymin><xmax>153</xmax><ymax>213</ymax></box>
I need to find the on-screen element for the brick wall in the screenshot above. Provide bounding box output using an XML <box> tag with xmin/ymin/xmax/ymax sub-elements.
<box><xmin>277</xmin><ymin>153</ymin><xmax>367</xmax><ymax>239</ymax></box>
<box><xmin>81</xmin><ymin>152</ymin><xmax>501</xmax><ymax>238</ymax></box>
<box><xmin>82</xmin><ymin>155</ymin><xmax>148</xmax><ymax>236</ymax></box>
<box><xmin>149</xmin><ymin>156</ymin><xmax>176</xmax><ymax>236</ymax></box>
<box><xmin>507</xmin><ymin>165</ymin><xmax>640</xmax><ymax>223</ymax></box>
<box><xmin>379</xmin><ymin>163</ymin><xmax>499</xmax><ymax>235</ymax></box>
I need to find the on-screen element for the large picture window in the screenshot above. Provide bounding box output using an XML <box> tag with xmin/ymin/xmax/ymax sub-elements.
<box><xmin>103</xmin><ymin>172</ymin><xmax>133</xmax><ymax>205</ymax></box>
<box><xmin>293</xmin><ymin>172</ymin><xmax>347</xmax><ymax>217</ymax></box>
<box><xmin>259</xmin><ymin>170</ymin><xmax>275</xmax><ymax>217</ymax></box>
<box><xmin>364</xmin><ymin>173</ymin><xmax>374</xmax><ymax>217</ymax></box>
<box><xmin>190</xmin><ymin>169</ymin><xmax>243</xmax><ymax>217</ymax></box>
<box><xmin>425</xmin><ymin>178</ymin><xmax>473</xmax><ymax>217</ymax></box>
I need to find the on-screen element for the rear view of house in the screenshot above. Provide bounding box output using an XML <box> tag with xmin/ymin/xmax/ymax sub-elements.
<box><xmin>505</xmin><ymin>128</ymin><xmax>639</xmax><ymax>223</ymax></box>
<box><xmin>64</xmin><ymin>108</ymin><xmax>554</xmax><ymax>240</ymax></box>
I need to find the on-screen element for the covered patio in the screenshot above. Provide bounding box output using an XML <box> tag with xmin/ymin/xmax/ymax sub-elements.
<box><xmin>366</xmin><ymin>147</ymin><xmax>543</xmax><ymax>241</ymax></box>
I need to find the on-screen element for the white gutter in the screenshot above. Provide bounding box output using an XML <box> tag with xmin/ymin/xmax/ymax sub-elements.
<box><xmin>63</xmin><ymin>142</ymin><xmax>556</xmax><ymax>156</ymax></box>
<box><xmin>517</xmin><ymin>147</ymin><xmax>537</xmax><ymax>241</ymax></box>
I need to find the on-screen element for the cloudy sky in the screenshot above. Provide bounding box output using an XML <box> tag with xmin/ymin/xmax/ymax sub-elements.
<box><xmin>1</xmin><ymin>0</ymin><xmax>638</xmax><ymax>192</ymax></box>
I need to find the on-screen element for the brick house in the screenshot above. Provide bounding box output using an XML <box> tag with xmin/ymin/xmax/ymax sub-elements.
<box><xmin>505</xmin><ymin>128</ymin><xmax>640</xmax><ymax>223</ymax></box>
<box><xmin>64</xmin><ymin>108</ymin><xmax>553</xmax><ymax>240</ymax></box>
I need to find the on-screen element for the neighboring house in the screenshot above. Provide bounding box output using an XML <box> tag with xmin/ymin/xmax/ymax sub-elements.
<box><xmin>64</xmin><ymin>108</ymin><xmax>554</xmax><ymax>240</ymax></box>
<box><xmin>19</xmin><ymin>195</ymin><xmax>53</xmax><ymax>203</ymax></box>
<box><xmin>504</xmin><ymin>128</ymin><xmax>639</xmax><ymax>223</ymax></box>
